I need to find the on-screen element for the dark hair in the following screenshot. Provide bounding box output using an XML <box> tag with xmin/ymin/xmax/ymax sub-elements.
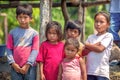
<box><xmin>64</xmin><ymin>38</ymin><xmax>80</xmax><ymax>51</ymax></box>
<box><xmin>66</xmin><ymin>20</ymin><xmax>81</xmax><ymax>35</ymax></box>
<box><xmin>45</xmin><ymin>21</ymin><xmax>63</xmax><ymax>41</ymax></box>
<box><xmin>94</xmin><ymin>11</ymin><xmax>110</xmax><ymax>24</ymax></box>
<box><xmin>16</xmin><ymin>4</ymin><xmax>33</xmax><ymax>18</ymax></box>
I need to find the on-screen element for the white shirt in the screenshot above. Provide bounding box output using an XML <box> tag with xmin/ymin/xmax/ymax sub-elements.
<box><xmin>86</xmin><ymin>32</ymin><xmax>113</xmax><ymax>79</ymax></box>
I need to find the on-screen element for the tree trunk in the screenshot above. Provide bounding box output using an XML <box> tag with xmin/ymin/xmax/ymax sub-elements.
<box><xmin>37</xmin><ymin>0</ymin><xmax>52</xmax><ymax>80</ymax></box>
<box><xmin>78</xmin><ymin>0</ymin><xmax>86</xmax><ymax>43</ymax></box>
<box><xmin>39</xmin><ymin>0</ymin><xmax>52</xmax><ymax>43</ymax></box>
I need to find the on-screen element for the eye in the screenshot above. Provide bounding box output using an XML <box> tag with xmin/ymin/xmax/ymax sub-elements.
<box><xmin>24</xmin><ymin>16</ymin><xmax>28</xmax><ymax>18</ymax></box>
<box><xmin>18</xmin><ymin>16</ymin><xmax>22</xmax><ymax>19</ymax></box>
<box><xmin>74</xmin><ymin>30</ymin><xmax>78</xmax><ymax>34</ymax></box>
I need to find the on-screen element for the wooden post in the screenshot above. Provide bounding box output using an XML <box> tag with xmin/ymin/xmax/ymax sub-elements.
<box><xmin>78</xmin><ymin>0</ymin><xmax>86</xmax><ymax>43</ymax></box>
<box><xmin>39</xmin><ymin>0</ymin><xmax>52</xmax><ymax>43</ymax></box>
<box><xmin>37</xmin><ymin>0</ymin><xmax>52</xmax><ymax>80</ymax></box>
<box><xmin>0</xmin><ymin>13</ymin><xmax>8</xmax><ymax>44</ymax></box>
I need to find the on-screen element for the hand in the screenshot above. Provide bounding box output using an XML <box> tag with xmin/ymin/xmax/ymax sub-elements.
<box><xmin>20</xmin><ymin>64</ymin><xmax>30</xmax><ymax>74</ymax></box>
<box><xmin>40</xmin><ymin>74</ymin><xmax>46</xmax><ymax>80</ymax></box>
<box><xmin>82</xmin><ymin>48</ymin><xmax>91</xmax><ymax>56</ymax></box>
<box><xmin>11</xmin><ymin>63</ymin><xmax>21</xmax><ymax>73</ymax></box>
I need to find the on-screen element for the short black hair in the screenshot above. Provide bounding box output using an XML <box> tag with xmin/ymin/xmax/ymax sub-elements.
<box><xmin>66</xmin><ymin>20</ymin><xmax>81</xmax><ymax>34</ymax></box>
<box><xmin>16</xmin><ymin>4</ymin><xmax>33</xmax><ymax>18</ymax></box>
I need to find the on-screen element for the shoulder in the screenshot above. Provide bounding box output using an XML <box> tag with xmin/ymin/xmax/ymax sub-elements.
<box><xmin>102</xmin><ymin>32</ymin><xmax>114</xmax><ymax>40</ymax></box>
<box><xmin>29</xmin><ymin>27</ymin><xmax>39</xmax><ymax>35</ymax></box>
<box><xmin>41</xmin><ymin>41</ymin><xmax>48</xmax><ymax>45</ymax></box>
<box><xmin>106</xmin><ymin>32</ymin><xmax>113</xmax><ymax>38</ymax></box>
<box><xmin>86</xmin><ymin>34</ymin><xmax>96</xmax><ymax>40</ymax></box>
<box><xmin>78</xmin><ymin>57</ymin><xmax>85</xmax><ymax>64</ymax></box>
<box><xmin>58</xmin><ymin>41</ymin><xmax>64</xmax><ymax>45</ymax></box>
<box><xmin>75</xmin><ymin>56</ymin><xmax>82</xmax><ymax>61</ymax></box>
<box><xmin>79</xmin><ymin>42</ymin><xmax>84</xmax><ymax>46</ymax></box>
<box><xmin>9</xmin><ymin>27</ymin><xmax>20</xmax><ymax>35</ymax></box>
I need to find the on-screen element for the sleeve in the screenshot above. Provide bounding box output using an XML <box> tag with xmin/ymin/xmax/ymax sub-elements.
<box><xmin>36</xmin><ymin>42</ymin><xmax>47</xmax><ymax>63</ymax></box>
<box><xmin>101</xmin><ymin>33</ymin><xmax>113</xmax><ymax>48</ymax></box>
<box><xmin>6</xmin><ymin>34</ymin><xmax>15</xmax><ymax>64</ymax></box>
<box><xmin>27</xmin><ymin>35</ymin><xmax>40</xmax><ymax>66</ymax></box>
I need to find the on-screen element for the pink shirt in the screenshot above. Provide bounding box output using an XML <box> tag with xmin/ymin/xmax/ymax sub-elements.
<box><xmin>62</xmin><ymin>57</ymin><xmax>81</xmax><ymax>80</ymax></box>
<box><xmin>7</xmin><ymin>27</ymin><xmax>39</xmax><ymax>67</ymax></box>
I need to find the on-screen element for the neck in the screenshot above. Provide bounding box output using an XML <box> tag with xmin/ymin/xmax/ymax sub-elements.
<box><xmin>97</xmin><ymin>31</ymin><xmax>107</xmax><ymax>36</ymax></box>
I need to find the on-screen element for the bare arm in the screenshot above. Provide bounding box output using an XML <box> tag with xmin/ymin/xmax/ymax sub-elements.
<box><xmin>85</xmin><ymin>42</ymin><xmax>105</xmax><ymax>53</ymax></box>
<box><xmin>39</xmin><ymin>62</ymin><xmax>46</xmax><ymax>80</ymax></box>
<box><xmin>57</xmin><ymin>64</ymin><xmax>62</xmax><ymax>80</ymax></box>
<box><xmin>79</xmin><ymin>58</ymin><xmax>87</xmax><ymax>80</ymax></box>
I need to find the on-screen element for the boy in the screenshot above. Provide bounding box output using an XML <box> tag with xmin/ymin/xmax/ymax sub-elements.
<box><xmin>6</xmin><ymin>4</ymin><xmax>39</xmax><ymax>80</ymax></box>
<box><xmin>65</xmin><ymin>20</ymin><xmax>84</xmax><ymax>56</ymax></box>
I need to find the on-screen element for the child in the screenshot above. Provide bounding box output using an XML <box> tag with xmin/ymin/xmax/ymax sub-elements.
<box><xmin>65</xmin><ymin>20</ymin><xmax>84</xmax><ymax>56</ymax></box>
<box><xmin>36</xmin><ymin>21</ymin><xmax>64</xmax><ymax>80</ymax></box>
<box><xmin>58</xmin><ymin>38</ymin><xmax>87</xmax><ymax>80</ymax></box>
<box><xmin>6</xmin><ymin>4</ymin><xmax>39</xmax><ymax>80</ymax></box>
<box><xmin>83</xmin><ymin>11</ymin><xmax>113</xmax><ymax>80</ymax></box>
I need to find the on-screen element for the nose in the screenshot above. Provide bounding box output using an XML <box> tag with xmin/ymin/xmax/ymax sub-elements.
<box><xmin>71</xmin><ymin>31</ymin><xmax>75</xmax><ymax>35</ymax></box>
<box><xmin>21</xmin><ymin>18</ymin><xmax>25</xmax><ymax>22</ymax></box>
<box><xmin>97</xmin><ymin>22</ymin><xmax>101</xmax><ymax>26</ymax></box>
<box><xmin>50</xmin><ymin>34</ymin><xmax>54</xmax><ymax>37</ymax></box>
<box><xmin>68</xmin><ymin>50</ymin><xmax>72</xmax><ymax>54</ymax></box>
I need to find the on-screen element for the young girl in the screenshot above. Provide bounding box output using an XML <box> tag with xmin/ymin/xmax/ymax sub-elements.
<box><xmin>36</xmin><ymin>21</ymin><xmax>64</xmax><ymax>80</ymax></box>
<box><xmin>83</xmin><ymin>12</ymin><xmax>113</xmax><ymax>80</ymax></box>
<box><xmin>58</xmin><ymin>38</ymin><xmax>87</xmax><ymax>80</ymax></box>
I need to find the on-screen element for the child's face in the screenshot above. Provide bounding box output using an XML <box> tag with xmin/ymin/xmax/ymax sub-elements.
<box><xmin>94</xmin><ymin>14</ymin><xmax>109</xmax><ymax>35</ymax></box>
<box><xmin>66</xmin><ymin>28</ymin><xmax>79</xmax><ymax>39</ymax></box>
<box><xmin>16</xmin><ymin>13</ymin><xmax>32</xmax><ymax>29</ymax></box>
<box><xmin>47</xmin><ymin>27</ymin><xmax>58</xmax><ymax>44</ymax></box>
<box><xmin>65</xmin><ymin>44</ymin><xmax>78</xmax><ymax>59</ymax></box>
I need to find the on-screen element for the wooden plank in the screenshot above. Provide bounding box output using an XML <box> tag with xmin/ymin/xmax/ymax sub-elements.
<box><xmin>0</xmin><ymin>1</ymin><xmax>110</xmax><ymax>9</ymax></box>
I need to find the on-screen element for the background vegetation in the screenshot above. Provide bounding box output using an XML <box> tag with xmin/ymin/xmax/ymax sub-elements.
<box><xmin>0</xmin><ymin>0</ymin><xmax>109</xmax><ymax>44</ymax></box>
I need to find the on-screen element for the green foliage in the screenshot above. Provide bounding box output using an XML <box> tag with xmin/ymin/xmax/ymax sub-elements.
<box><xmin>30</xmin><ymin>8</ymin><xmax>40</xmax><ymax>32</ymax></box>
<box><xmin>0</xmin><ymin>16</ymin><xmax>5</xmax><ymax>44</ymax></box>
<box><xmin>52</xmin><ymin>7</ymin><xmax>64</xmax><ymax>30</ymax></box>
<box><xmin>67</xmin><ymin>7</ymin><xmax>78</xmax><ymax>20</ymax></box>
<box><xmin>0</xmin><ymin>1</ymin><xmax>108</xmax><ymax>44</ymax></box>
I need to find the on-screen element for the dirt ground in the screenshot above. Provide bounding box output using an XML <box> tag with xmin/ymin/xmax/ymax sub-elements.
<box><xmin>110</xmin><ymin>65</ymin><xmax>120</xmax><ymax>80</ymax></box>
<box><xmin>0</xmin><ymin>66</ymin><xmax>120</xmax><ymax>80</ymax></box>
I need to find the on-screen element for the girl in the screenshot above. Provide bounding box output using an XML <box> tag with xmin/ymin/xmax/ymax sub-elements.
<box><xmin>58</xmin><ymin>38</ymin><xmax>87</xmax><ymax>80</ymax></box>
<box><xmin>83</xmin><ymin>11</ymin><xmax>113</xmax><ymax>80</ymax></box>
<box><xmin>36</xmin><ymin>21</ymin><xmax>64</xmax><ymax>80</ymax></box>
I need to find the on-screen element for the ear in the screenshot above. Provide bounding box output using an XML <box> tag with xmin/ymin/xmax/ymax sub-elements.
<box><xmin>30</xmin><ymin>18</ymin><xmax>33</xmax><ymax>22</ymax></box>
<box><xmin>16</xmin><ymin>16</ymin><xmax>18</xmax><ymax>20</ymax></box>
<box><xmin>107</xmin><ymin>22</ymin><xmax>110</xmax><ymax>28</ymax></box>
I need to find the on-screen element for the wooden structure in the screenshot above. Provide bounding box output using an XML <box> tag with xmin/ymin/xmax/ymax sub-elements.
<box><xmin>0</xmin><ymin>0</ymin><xmax>110</xmax><ymax>43</ymax></box>
<box><xmin>0</xmin><ymin>1</ymin><xmax>111</xmax><ymax>80</ymax></box>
